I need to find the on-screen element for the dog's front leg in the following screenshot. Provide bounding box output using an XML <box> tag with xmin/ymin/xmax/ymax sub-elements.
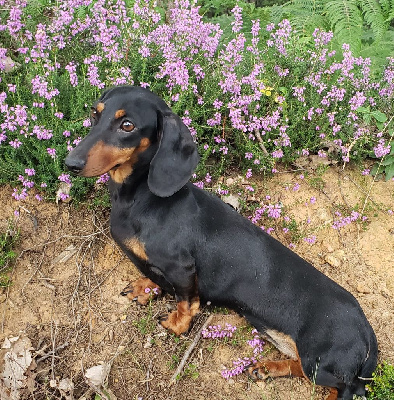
<box><xmin>159</xmin><ymin>265</ymin><xmax>200</xmax><ymax>336</ymax></box>
<box><xmin>120</xmin><ymin>277</ymin><xmax>162</xmax><ymax>305</ymax></box>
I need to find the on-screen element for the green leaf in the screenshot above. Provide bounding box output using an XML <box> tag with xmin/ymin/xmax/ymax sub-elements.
<box><xmin>380</xmin><ymin>156</ymin><xmax>394</xmax><ymax>166</ymax></box>
<box><xmin>359</xmin><ymin>0</ymin><xmax>387</xmax><ymax>42</ymax></box>
<box><xmin>385</xmin><ymin>163</ymin><xmax>394</xmax><ymax>181</ymax></box>
<box><xmin>371</xmin><ymin>163</ymin><xmax>380</xmax><ymax>175</ymax></box>
<box><xmin>356</xmin><ymin>106</ymin><xmax>370</xmax><ymax>113</ymax></box>
<box><xmin>371</xmin><ymin>110</ymin><xmax>387</xmax><ymax>122</ymax></box>
<box><xmin>325</xmin><ymin>0</ymin><xmax>363</xmax><ymax>53</ymax></box>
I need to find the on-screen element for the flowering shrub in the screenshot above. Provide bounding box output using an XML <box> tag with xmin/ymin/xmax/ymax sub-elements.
<box><xmin>201</xmin><ymin>325</ymin><xmax>265</xmax><ymax>379</ymax></box>
<box><xmin>201</xmin><ymin>323</ymin><xmax>237</xmax><ymax>339</ymax></box>
<box><xmin>0</xmin><ymin>0</ymin><xmax>393</xmax><ymax>203</ymax></box>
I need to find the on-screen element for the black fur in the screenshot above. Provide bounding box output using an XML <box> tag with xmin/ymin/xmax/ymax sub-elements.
<box><xmin>65</xmin><ymin>86</ymin><xmax>377</xmax><ymax>399</ymax></box>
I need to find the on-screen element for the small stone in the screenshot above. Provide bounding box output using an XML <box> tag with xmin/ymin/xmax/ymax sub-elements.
<box><xmin>4</xmin><ymin>57</ymin><xmax>20</xmax><ymax>73</ymax></box>
<box><xmin>226</xmin><ymin>178</ymin><xmax>234</xmax><ymax>186</ymax></box>
<box><xmin>223</xmin><ymin>194</ymin><xmax>240</xmax><ymax>210</ymax></box>
<box><xmin>357</xmin><ymin>284</ymin><xmax>372</xmax><ymax>294</ymax></box>
<box><xmin>324</xmin><ymin>254</ymin><xmax>341</xmax><ymax>268</ymax></box>
<box><xmin>144</xmin><ymin>336</ymin><xmax>153</xmax><ymax>348</ymax></box>
<box><xmin>322</xmin><ymin>242</ymin><xmax>334</xmax><ymax>253</ymax></box>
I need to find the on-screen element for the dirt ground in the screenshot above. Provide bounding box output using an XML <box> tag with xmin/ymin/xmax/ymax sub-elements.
<box><xmin>0</xmin><ymin>165</ymin><xmax>393</xmax><ymax>400</ymax></box>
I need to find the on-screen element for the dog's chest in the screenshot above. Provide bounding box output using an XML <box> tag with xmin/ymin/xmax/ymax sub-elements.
<box><xmin>109</xmin><ymin>200</ymin><xmax>149</xmax><ymax>259</ymax></box>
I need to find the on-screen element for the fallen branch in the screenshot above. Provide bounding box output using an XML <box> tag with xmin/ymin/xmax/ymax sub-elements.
<box><xmin>254</xmin><ymin>129</ymin><xmax>269</xmax><ymax>156</ymax></box>
<box><xmin>169</xmin><ymin>314</ymin><xmax>213</xmax><ymax>386</ymax></box>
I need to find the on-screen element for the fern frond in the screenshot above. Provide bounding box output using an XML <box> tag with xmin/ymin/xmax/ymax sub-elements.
<box><xmin>271</xmin><ymin>0</ymin><xmax>326</xmax><ymax>23</ymax></box>
<box><xmin>271</xmin><ymin>3</ymin><xmax>291</xmax><ymax>23</ymax></box>
<box><xmin>360</xmin><ymin>0</ymin><xmax>387</xmax><ymax>41</ymax></box>
<box><xmin>378</xmin><ymin>0</ymin><xmax>394</xmax><ymax>19</ymax></box>
<box><xmin>288</xmin><ymin>0</ymin><xmax>326</xmax><ymax>14</ymax></box>
<box><xmin>290</xmin><ymin>14</ymin><xmax>328</xmax><ymax>33</ymax></box>
<box><xmin>325</xmin><ymin>0</ymin><xmax>363</xmax><ymax>52</ymax></box>
<box><xmin>385</xmin><ymin>0</ymin><xmax>394</xmax><ymax>23</ymax></box>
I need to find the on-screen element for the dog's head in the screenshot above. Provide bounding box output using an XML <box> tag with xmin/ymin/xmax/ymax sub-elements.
<box><xmin>65</xmin><ymin>86</ymin><xmax>199</xmax><ymax>197</ymax></box>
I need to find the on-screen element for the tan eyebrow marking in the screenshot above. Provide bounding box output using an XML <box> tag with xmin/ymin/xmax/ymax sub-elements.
<box><xmin>115</xmin><ymin>109</ymin><xmax>126</xmax><ymax>119</ymax></box>
<box><xmin>96</xmin><ymin>102</ymin><xmax>105</xmax><ymax>113</ymax></box>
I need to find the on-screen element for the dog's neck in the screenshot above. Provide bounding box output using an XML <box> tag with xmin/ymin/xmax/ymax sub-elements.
<box><xmin>108</xmin><ymin>166</ymin><xmax>149</xmax><ymax>203</ymax></box>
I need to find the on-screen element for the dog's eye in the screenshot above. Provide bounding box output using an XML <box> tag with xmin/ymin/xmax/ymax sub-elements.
<box><xmin>121</xmin><ymin>120</ymin><xmax>135</xmax><ymax>132</ymax></box>
<box><xmin>90</xmin><ymin>108</ymin><xmax>98</xmax><ymax>119</ymax></box>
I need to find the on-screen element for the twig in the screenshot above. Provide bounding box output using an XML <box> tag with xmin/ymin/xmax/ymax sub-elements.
<box><xmin>254</xmin><ymin>129</ymin><xmax>269</xmax><ymax>156</ymax></box>
<box><xmin>36</xmin><ymin>341</ymin><xmax>69</xmax><ymax>363</ymax></box>
<box><xmin>146</xmin><ymin>359</ymin><xmax>152</xmax><ymax>391</ymax></box>
<box><xmin>169</xmin><ymin>314</ymin><xmax>214</xmax><ymax>386</ymax></box>
<box><xmin>21</xmin><ymin>229</ymin><xmax>50</xmax><ymax>295</ymax></box>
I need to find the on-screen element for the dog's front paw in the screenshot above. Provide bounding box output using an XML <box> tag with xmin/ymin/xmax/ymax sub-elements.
<box><xmin>159</xmin><ymin>310</ymin><xmax>192</xmax><ymax>336</ymax></box>
<box><xmin>120</xmin><ymin>277</ymin><xmax>161</xmax><ymax>305</ymax></box>
<box><xmin>246</xmin><ymin>362</ymin><xmax>269</xmax><ymax>381</ymax></box>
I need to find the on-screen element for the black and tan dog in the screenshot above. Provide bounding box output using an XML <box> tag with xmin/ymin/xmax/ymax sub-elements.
<box><xmin>65</xmin><ymin>86</ymin><xmax>377</xmax><ymax>400</ymax></box>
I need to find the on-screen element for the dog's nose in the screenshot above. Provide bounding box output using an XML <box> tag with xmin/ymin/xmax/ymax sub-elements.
<box><xmin>65</xmin><ymin>155</ymin><xmax>85</xmax><ymax>174</ymax></box>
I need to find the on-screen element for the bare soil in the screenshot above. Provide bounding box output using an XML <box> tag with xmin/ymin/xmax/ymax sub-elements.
<box><xmin>0</xmin><ymin>165</ymin><xmax>393</xmax><ymax>400</ymax></box>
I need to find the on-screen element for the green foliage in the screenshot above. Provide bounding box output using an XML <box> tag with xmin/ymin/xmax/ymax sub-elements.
<box><xmin>183</xmin><ymin>363</ymin><xmax>199</xmax><ymax>379</ymax></box>
<box><xmin>272</xmin><ymin>0</ymin><xmax>394</xmax><ymax>53</ymax></box>
<box><xmin>325</xmin><ymin>0</ymin><xmax>363</xmax><ymax>52</ymax></box>
<box><xmin>271</xmin><ymin>0</ymin><xmax>326</xmax><ymax>34</ymax></box>
<box><xmin>1</xmin><ymin>0</ymin><xmax>393</xmax><ymax>205</ymax></box>
<box><xmin>367</xmin><ymin>362</ymin><xmax>394</xmax><ymax>400</ymax></box>
<box><xmin>371</xmin><ymin>139</ymin><xmax>394</xmax><ymax>181</ymax></box>
<box><xmin>133</xmin><ymin>301</ymin><xmax>156</xmax><ymax>335</ymax></box>
<box><xmin>361</xmin><ymin>28</ymin><xmax>394</xmax><ymax>74</ymax></box>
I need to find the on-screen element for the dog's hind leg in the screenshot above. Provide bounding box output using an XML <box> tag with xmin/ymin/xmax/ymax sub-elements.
<box><xmin>246</xmin><ymin>358</ymin><xmax>305</xmax><ymax>381</ymax></box>
<box><xmin>247</xmin><ymin>360</ymin><xmax>340</xmax><ymax>400</ymax></box>
<box><xmin>120</xmin><ymin>277</ymin><xmax>162</xmax><ymax>305</ymax></box>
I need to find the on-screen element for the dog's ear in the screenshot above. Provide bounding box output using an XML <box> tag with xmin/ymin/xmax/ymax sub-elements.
<box><xmin>148</xmin><ymin>113</ymin><xmax>199</xmax><ymax>197</ymax></box>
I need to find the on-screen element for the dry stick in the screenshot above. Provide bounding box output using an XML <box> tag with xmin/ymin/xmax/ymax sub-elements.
<box><xmin>21</xmin><ymin>227</ymin><xmax>52</xmax><ymax>295</ymax></box>
<box><xmin>50</xmin><ymin>320</ymin><xmax>58</xmax><ymax>381</ymax></box>
<box><xmin>36</xmin><ymin>341</ymin><xmax>69</xmax><ymax>363</ymax></box>
<box><xmin>169</xmin><ymin>314</ymin><xmax>214</xmax><ymax>386</ymax></box>
<box><xmin>254</xmin><ymin>129</ymin><xmax>269</xmax><ymax>156</ymax></box>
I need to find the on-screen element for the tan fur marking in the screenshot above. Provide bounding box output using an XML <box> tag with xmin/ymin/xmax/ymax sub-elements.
<box><xmin>109</xmin><ymin>138</ymin><xmax>151</xmax><ymax>183</ymax></box>
<box><xmin>265</xmin><ymin>329</ymin><xmax>298</xmax><ymax>360</ymax></box>
<box><xmin>82</xmin><ymin>140</ymin><xmax>135</xmax><ymax>178</ymax></box>
<box><xmin>190</xmin><ymin>297</ymin><xmax>200</xmax><ymax>317</ymax></box>
<box><xmin>139</xmin><ymin>137</ymin><xmax>150</xmax><ymax>147</ymax></box>
<box><xmin>121</xmin><ymin>277</ymin><xmax>161</xmax><ymax>305</ymax></box>
<box><xmin>248</xmin><ymin>359</ymin><xmax>305</xmax><ymax>380</ymax></box>
<box><xmin>114</xmin><ymin>109</ymin><xmax>126</xmax><ymax>119</ymax></box>
<box><xmin>326</xmin><ymin>388</ymin><xmax>338</xmax><ymax>400</ymax></box>
<box><xmin>124</xmin><ymin>237</ymin><xmax>148</xmax><ymax>261</ymax></box>
<box><xmin>109</xmin><ymin>156</ymin><xmax>135</xmax><ymax>183</ymax></box>
<box><xmin>247</xmin><ymin>334</ymin><xmax>308</xmax><ymax>382</ymax></box>
<box><xmin>96</xmin><ymin>102</ymin><xmax>105</xmax><ymax>113</ymax></box>
<box><xmin>161</xmin><ymin>300</ymin><xmax>194</xmax><ymax>336</ymax></box>
<box><xmin>82</xmin><ymin>137</ymin><xmax>151</xmax><ymax>183</ymax></box>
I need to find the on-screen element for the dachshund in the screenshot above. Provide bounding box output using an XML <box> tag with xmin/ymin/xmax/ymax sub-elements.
<box><xmin>65</xmin><ymin>86</ymin><xmax>377</xmax><ymax>400</ymax></box>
